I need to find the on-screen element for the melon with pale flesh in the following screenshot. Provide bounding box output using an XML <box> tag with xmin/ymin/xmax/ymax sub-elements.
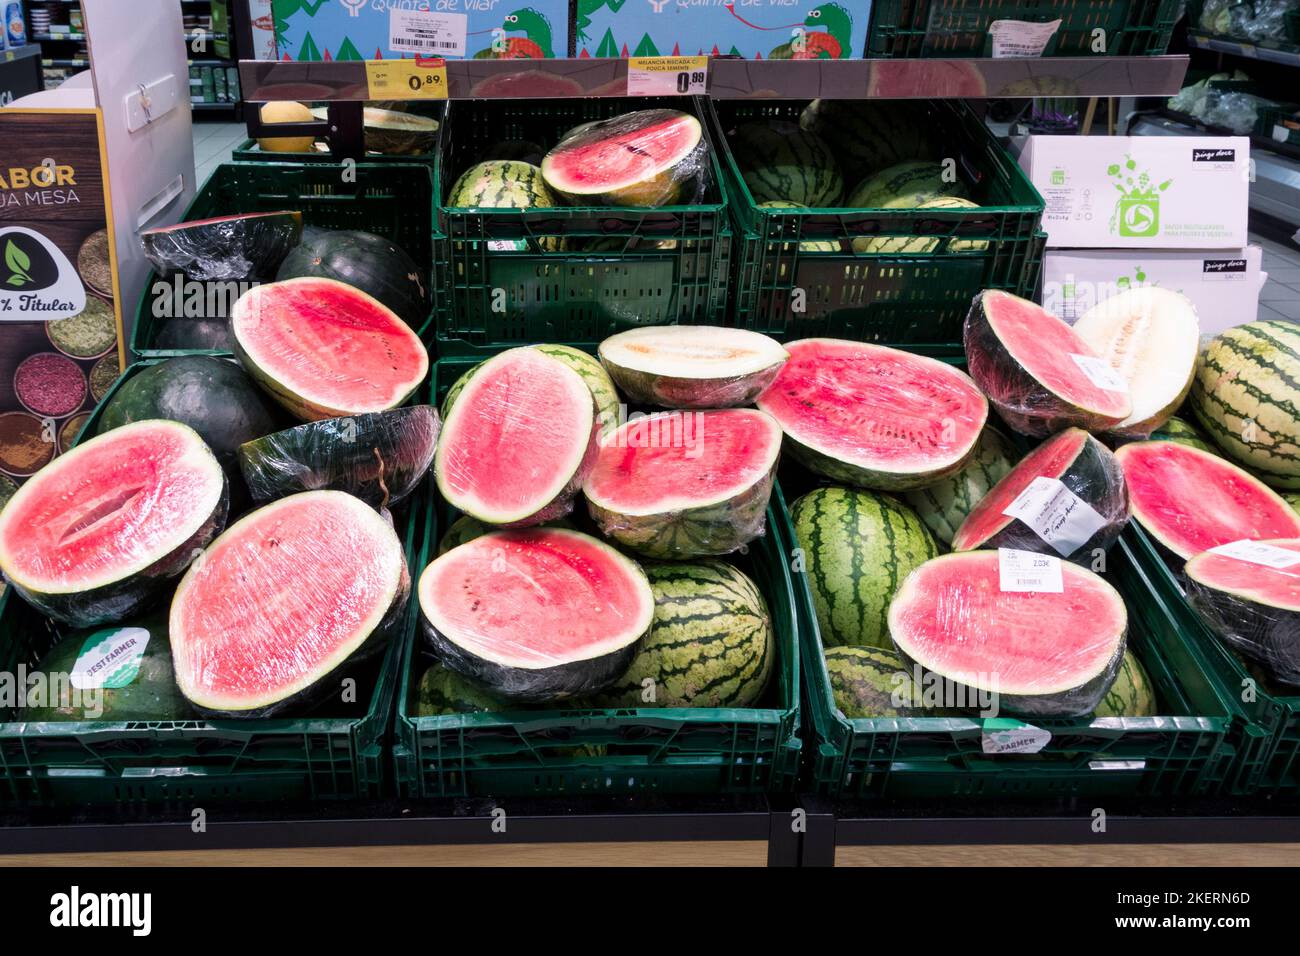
<box><xmin>418</xmin><ymin>528</ymin><xmax>655</xmax><ymax>702</ymax></box>
<box><xmin>231</xmin><ymin>277</ymin><xmax>429</xmax><ymax>422</ymax></box>
<box><xmin>584</xmin><ymin>408</ymin><xmax>782</xmax><ymax>559</ymax></box>
<box><xmin>1072</xmin><ymin>287</ymin><xmax>1200</xmax><ymax>440</ymax></box>
<box><xmin>965</xmin><ymin>290</ymin><xmax>1133</xmax><ymax>437</ymax></box>
<box><xmin>1114</xmin><ymin>440</ymin><xmax>1300</xmax><ymax>563</ymax></box>
<box><xmin>756</xmin><ymin>338</ymin><xmax>988</xmax><ymax>491</ymax></box>
<box><xmin>598</xmin><ymin>326</ymin><xmax>788</xmax><ymax>408</ymax></box>
<box><xmin>951</xmin><ymin>427</ymin><xmax>1129</xmax><ymax>563</ymax></box>
<box><xmin>435</xmin><ymin>347</ymin><xmax>597</xmax><ymax>527</ymax></box>
<box><xmin>888</xmin><ymin>551</ymin><xmax>1127</xmax><ymax>717</ymax></box>
<box><xmin>0</xmin><ymin>420</ymin><xmax>228</xmax><ymax>626</ymax></box>
<box><xmin>169</xmin><ymin>490</ymin><xmax>409</xmax><ymax>716</ymax></box>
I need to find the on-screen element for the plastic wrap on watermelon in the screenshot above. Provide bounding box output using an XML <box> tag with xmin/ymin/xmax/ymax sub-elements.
<box><xmin>583</xmin><ymin>409</ymin><xmax>782</xmax><ymax>559</ymax></box>
<box><xmin>887</xmin><ymin>551</ymin><xmax>1128</xmax><ymax>718</ymax></box>
<box><xmin>1185</xmin><ymin>540</ymin><xmax>1300</xmax><ymax>687</ymax></box>
<box><xmin>238</xmin><ymin>406</ymin><xmax>439</xmax><ymax>510</ymax></box>
<box><xmin>540</xmin><ymin>108</ymin><xmax>710</xmax><ymax>208</ymax></box>
<box><xmin>140</xmin><ymin>211</ymin><xmax>304</xmax><ymax>282</ymax></box>
<box><xmin>417</xmin><ymin>527</ymin><xmax>657</xmax><ymax>703</ymax></box>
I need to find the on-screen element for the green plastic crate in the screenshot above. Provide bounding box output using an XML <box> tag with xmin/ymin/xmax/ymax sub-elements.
<box><xmin>435</xmin><ymin>98</ymin><xmax>731</xmax><ymax>355</ymax></box>
<box><xmin>709</xmin><ymin>99</ymin><xmax>1045</xmax><ymax>346</ymax></box>
<box><xmin>867</xmin><ymin>0</ymin><xmax>1181</xmax><ymax>57</ymax></box>
<box><xmin>131</xmin><ymin>161</ymin><xmax>441</xmax><ymax>359</ymax></box>
<box><xmin>0</xmin><ymin>361</ymin><xmax>428</xmax><ymax>809</ymax></box>
<box><xmin>390</xmin><ymin>354</ymin><xmax>801</xmax><ymax>797</ymax></box>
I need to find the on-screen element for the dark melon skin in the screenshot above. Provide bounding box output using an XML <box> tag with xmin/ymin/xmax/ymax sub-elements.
<box><xmin>239</xmin><ymin>406</ymin><xmax>440</xmax><ymax>509</ymax></box>
<box><xmin>1186</xmin><ymin>569</ymin><xmax>1300</xmax><ymax>688</ymax></box>
<box><xmin>152</xmin><ymin>318</ymin><xmax>235</xmax><ymax>352</ymax></box>
<box><xmin>140</xmin><ymin>211</ymin><xmax>303</xmax><ymax>282</ymax></box>
<box><xmin>952</xmin><ymin>429</ymin><xmax>1129</xmax><ymax>565</ymax></box>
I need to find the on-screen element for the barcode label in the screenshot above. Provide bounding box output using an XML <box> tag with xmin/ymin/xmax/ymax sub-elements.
<box><xmin>988</xmin><ymin>18</ymin><xmax>1061</xmax><ymax>58</ymax></box>
<box><xmin>389</xmin><ymin>9</ymin><xmax>467</xmax><ymax>59</ymax></box>
<box><xmin>998</xmin><ymin>548</ymin><xmax>1064</xmax><ymax>593</ymax></box>
<box><xmin>1071</xmin><ymin>352</ymin><xmax>1130</xmax><ymax>393</ymax></box>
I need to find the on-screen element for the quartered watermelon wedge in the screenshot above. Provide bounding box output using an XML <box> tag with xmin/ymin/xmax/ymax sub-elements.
<box><xmin>419</xmin><ymin>528</ymin><xmax>655</xmax><ymax>702</ymax></box>
<box><xmin>1115</xmin><ymin>440</ymin><xmax>1300</xmax><ymax>562</ymax></box>
<box><xmin>965</xmin><ymin>290</ymin><xmax>1133</xmax><ymax>437</ymax></box>
<box><xmin>170</xmin><ymin>490</ymin><xmax>409</xmax><ymax>716</ymax></box>
<box><xmin>888</xmin><ymin>551</ymin><xmax>1128</xmax><ymax>717</ymax></box>
<box><xmin>0</xmin><ymin>420</ymin><xmax>228</xmax><ymax>626</ymax></box>
<box><xmin>141</xmin><ymin>210</ymin><xmax>303</xmax><ymax>281</ymax></box>
<box><xmin>756</xmin><ymin>338</ymin><xmax>988</xmax><ymax>491</ymax></box>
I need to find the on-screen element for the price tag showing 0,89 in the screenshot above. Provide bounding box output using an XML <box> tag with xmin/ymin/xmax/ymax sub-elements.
<box><xmin>626</xmin><ymin>56</ymin><xmax>708</xmax><ymax>97</ymax></box>
<box><xmin>365</xmin><ymin>58</ymin><xmax>448</xmax><ymax>101</ymax></box>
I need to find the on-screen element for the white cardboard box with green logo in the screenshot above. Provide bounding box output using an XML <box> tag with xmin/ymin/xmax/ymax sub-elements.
<box><xmin>1017</xmin><ymin>136</ymin><xmax>1250</xmax><ymax>249</ymax></box>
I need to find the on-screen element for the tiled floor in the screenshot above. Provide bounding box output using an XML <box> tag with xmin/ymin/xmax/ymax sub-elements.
<box><xmin>192</xmin><ymin>120</ymin><xmax>247</xmax><ymax>187</ymax></box>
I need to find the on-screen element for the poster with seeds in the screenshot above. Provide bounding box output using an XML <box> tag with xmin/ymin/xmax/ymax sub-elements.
<box><xmin>0</xmin><ymin>109</ymin><xmax>124</xmax><ymax>505</ymax></box>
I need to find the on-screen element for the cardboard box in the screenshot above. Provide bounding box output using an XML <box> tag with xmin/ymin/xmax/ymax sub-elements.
<box><xmin>1042</xmin><ymin>247</ymin><xmax>1265</xmax><ymax>337</ymax></box>
<box><xmin>576</xmin><ymin>0</ymin><xmax>869</xmax><ymax>59</ymax></box>
<box><xmin>271</xmin><ymin>0</ymin><xmax>569</xmax><ymax>60</ymax></box>
<box><xmin>1018</xmin><ymin>135</ymin><xmax>1251</xmax><ymax>249</ymax></box>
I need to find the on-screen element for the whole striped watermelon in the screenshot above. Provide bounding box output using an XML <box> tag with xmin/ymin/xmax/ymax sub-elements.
<box><xmin>1190</xmin><ymin>320</ymin><xmax>1300</xmax><ymax>489</ymax></box>
<box><xmin>1149</xmin><ymin>415</ymin><xmax>1216</xmax><ymax>454</ymax></box>
<box><xmin>791</xmin><ymin>487</ymin><xmax>938</xmax><ymax>649</ymax></box>
<box><xmin>583</xmin><ymin>560</ymin><xmax>774</xmax><ymax>708</ymax></box>
<box><xmin>1286</xmin><ymin>493</ymin><xmax>1300</xmax><ymax>516</ymax></box>
<box><xmin>824</xmin><ymin>645</ymin><xmax>916</xmax><ymax>718</ymax></box>
<box><xmin>853</xmin><ymin>197</ymin><xmax>989</xmax><ymax>255</ymax></box>
<box><xmin>1093</xmin><ymin>650</ymin><xmax>1157</xmax><ymax>718</ymax></box>
<box><xmin>416</xmin><ymin>662</ymin><xmax>511</xmax><ymax>715</ymax></box>
<box><xmin>798</xmin><ymin>99</ymin><xmax>930</xmax><ymax>178</ymax></box>
<box><xmin>904</xmin><ymin>427</ymin><xmax>1017</xmax><ymax>545</ymax></box>
<box><xmin>733</xmin><ymin>121</ymin><xmax>843</xmax><ymax>207</ymax></box>
<box><xmin>446</xmin><ymin>160</ymin><xmax>562</xmax><ymax>252</ymax></box>
<box><xmin>847</xmin><ymin>161</ymin><xmax>969</xmax><ymax>210</ymax></box>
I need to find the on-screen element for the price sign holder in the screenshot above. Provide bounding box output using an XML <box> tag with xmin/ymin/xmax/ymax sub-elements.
<box><xmin>627</xmin><ymin>56</ymin><xmax>708</xmax><ymax>97</ymax></box>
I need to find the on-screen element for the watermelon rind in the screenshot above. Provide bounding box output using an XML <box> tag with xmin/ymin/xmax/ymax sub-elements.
<box><xmin>852</xmin><ymin>197</ymin><xmax>988</xmax><ymax>255</ymax></box>
<box><xmin>437</xmin><ymin>513</ymin><xmax>573</xmax><ymax>557</ymax></box>
<box><xmin>415</xmin><ymin>662</ymin><xmax>511</xmax><ymax>716</ymax></box>
<box><xmin>581</xmin><ymin>560</ymin><xmax>774</xmax><ymax>709</ymax></box>
<box><xmin>140</xmin><ymin>210</ymin><xmax>303</xmax><ymax>282</ymax></box>
<box><xmin>0</xmin><ymin>420</ymin><xmax>229</xmax><ymax>627</ymax></box>
<box><xmin>798</xmin><ymin>99</ymin><xmax>931</xmax><ymax>178</ymax></box>
<box><xmin>732</xmin><ymin>121</ymin><xmax>843</xmax><ymax>207</ymax></box>
<box><xmin>435</xmin><ymin>348</ymin><xmax>598</xmax><ymax>527</ymax></box>
<box><xmin>1189</xmin><ymin>319</ymin><xmax>1300</xmax><ymax>489</ymax></box>
<box><xmin>239</xmin><ymin>405</ymin><xmax>440</xmax><ymax>509</ymax></box>
<box><xmin>846</xmin><ymin>160</ymin><xmax>969</xmax><ymax>210</ymax></box>
<box><xmin>791</xmin><ymin>487</ymin><xmax>938</xmax><ymax>649</ymax></box>
<box><xmin>1149</xmin><ymin>415</ymin><xmax>1216</xmax><ymax>454</ymax></box>
<box><xmin>950</xmin><ymin>428</ymin><xmax>1130</xmax><ymax>564</ymax></box>
<box><xmin>904</xmin><ymin>426</ymin><xmax>1016</xmax><ymax>545</ymax></box>
<box><xmin>418</xmin><ymin>528</ymin><xmax>656</xmax><ymax>703</ymax></box>
<box><xmin>169</xmin><ymin>490</ymin><xmax>410</xmax><ymax>716</ymax></box>
<box><xmin>888</xmin><ymin>551</ymin><xmax>1127</xmax><ymax>717</ymax></box>
<box><xmin>1092</xmin><ymin>649</ymin><xmax>1157</xmax><ymax>718</ymax></box>
<box><xmin>824</xmin><ymin>645</ymin><xmax>916</xmax><ymax>718</ymax></box>
<box><xmin>584</xmin><ymin>409</ymin><xmax>782</xmax><ymax>559</ymax></box>
<box><xmin>598</xmin><ymin>325</ymin><xmax>788</xmax><ymax>410</ymax></box>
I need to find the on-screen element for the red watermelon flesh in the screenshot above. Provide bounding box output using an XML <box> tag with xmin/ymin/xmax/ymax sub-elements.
<box><xmin>965</xmin><ymin>290</ymin><xmax>1132</xmax><ymax>437</ymax></box>
<box><xmin>756</xmin><ymin>338</ymin><xmax>988</xmax><ymax>491</ymax></box>
<box><xmin>889</xmin><ymin>551</ymin><xmax>1127</xmax><ymax>715</ymax></box>
<box><xmin>1187</xmin><ymin>540</ymin><xmax>1300</xmax><ymax>611</ymax></box>
<box><xmin>1115</xmin><ymin>441</ymin><xmax>1300</xmax><ymax>561</ymax></box>
<box><xmin>170</xmin><ymin>490</ymin><xmax>408</xmax><ymax>715</ymax></box>
<box><xmin>435</xmin><ymin>347</ymin><xmax>597</xmax><ymax>526</ymax></box>
<box><xmin>231</xmin><ymin>277</ymin><xmax>429</xmax><ymax>422</ymax></box>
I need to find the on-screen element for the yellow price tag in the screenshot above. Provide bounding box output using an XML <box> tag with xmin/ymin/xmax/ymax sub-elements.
<box><xmin>365</xmin><ymin>58</ymin><xmax>448</xmax><ymax>100</ymax></box>
<box><xmin>626</xmin><ymin>56</ymin><xmax>708</xmax><ymax>96</ymax></box>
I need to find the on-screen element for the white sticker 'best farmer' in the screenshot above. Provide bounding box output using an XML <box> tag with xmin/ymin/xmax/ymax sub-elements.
<box><xmin>1002</xmin><ymin>475</ymin><xmax>1109</xmax><ymax>557</ymax></box>
<box><xmin>982</xmin><ymin>718</ymin><xmax>1052</xmax><ymax>754</ymax></box>
<box><xmin>1070</xmin><ymin>353</ymin><xmax>1130</xmax><ymax>393</ymax></box>
<box><xmin>1208</xmin><ymin>539</ymin><xmax>1300</xmax><ymax>570</ymax></box>
<box><xmin>988</xmin><ymin>19</ymin><xmax>1062</xmax><ymax>58</ymax></box>
<box><xmin>70</xmin><ymin>627</ymin><xmax>150</xmax><ymax>690</ymax></box>
<box><xmin>998</xmin><ymin>548</ymin><xmax>1064</xmax><ymax>593</ymax></box>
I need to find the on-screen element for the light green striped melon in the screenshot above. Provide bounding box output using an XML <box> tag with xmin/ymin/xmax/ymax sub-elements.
<box><xmin>798</xmin><ymin>99</ymin><xmax>931</xmax><ymax>178</ymax></box>
<box><xmin>416</xmin><ymin>662</ymin><xmax>510</xmax><ymax>715</ymax></box>
<box><xmin>1189</xmin><ymin>319</ymin><xmax>1300</xmax><ymax>489</ymax></box>
<box><xmin>734</xmin><ymin>121</ymin><xmax>843</xmax><ymax>207</ymax></box>
<box><xmin>582</xmin><ymin>560</ymin><xmax>774</xmax><ymax>708</ymax></box>
<box><xmin>758</xmin><ymin>201</ymin><xmax>841</xmax><ymax>252</ymax></box>
<box><xmin>1092</xmin><ymin>650</ymin><xmax>1157</xmax><ymax>718</ymax></box>
<box><xmin>791</xmin><ymin>487</ymin><xmax>938</xmax><ymax>649</ymax></box>
<box><xmin>904</xmin><ymin>427</ymin><xmax>1017</xmax><ymax>545</ymax></box>
<box><xmin>847</xmin><ymin>160</ymin><xmax>969</xmax><ymax>210</ymax></box>
<box><xmin>824</xmin><ymin>645</ymin><xmax>915</xmax><ymax>718</ymax></box>
<box><xmin>447</xmin><ymin>160</ymin><xmax>563</xmax><ymax>252</ymax></box>
<box><xmin>853</xmin><ymin>197</ymin><xmax>989</xmax><ymax>255</ymax></box>
<box><xmin>1149</xmin><ymin>415</ymin><xmax>1216</xmax><ymax>455</ymax></box>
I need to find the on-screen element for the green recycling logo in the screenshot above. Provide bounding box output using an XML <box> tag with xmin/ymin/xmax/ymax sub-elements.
<box><xmin>1107</xmin><ymin>155</ymin><xmax>1172</xmax><ymax>238</ymax></box>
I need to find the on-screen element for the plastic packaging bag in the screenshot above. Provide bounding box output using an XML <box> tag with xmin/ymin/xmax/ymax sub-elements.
<box><xmin>139</xmin><ymin>210</ymin><xmax>303</xmax><ymax>282</ymax></box>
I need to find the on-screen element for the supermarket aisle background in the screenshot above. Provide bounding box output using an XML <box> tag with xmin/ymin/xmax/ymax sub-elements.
<box><xmin>193</xmin><ymin>120</ymin><xmax>247</xmax><ymax>187</ymax></box>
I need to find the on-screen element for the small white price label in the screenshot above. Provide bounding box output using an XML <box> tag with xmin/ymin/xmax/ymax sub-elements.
<box><xmin>1208</xmin><ymin>539</ymin><xmax>1300</xmax><ymax>569</ymax></box>
<box><xmin>627</xmin><ymin>55</ymin><xmax>708</xmax><ymax>97</ymax></box>
<box><xmin>982</xmin><ymin>719</ymin><xmax>1051</xmax><ymax>754</ymax></box>
<box><xmin>998</xmin><ymin>548</ymin><xmax>1064</xmax><ymax>593</ymax></box>
<box><xmin>389</xmin><ymin>9</ymin><xmax>467</xmax><ymax>58</ymax></box>
<box><xmin>1070</xmin><ymin>353</ymin><xmax>1130</xmax><ymax>393</ymax></box>
<box><xmin>987</xmin><ymin>18</ymin><xmax>1062</xmax><ymax>58</ymax></box>
<box><xmin>1002</xmin><ymin>476</ymin><xmax>1109</xmax><ymax>557</ymax></box>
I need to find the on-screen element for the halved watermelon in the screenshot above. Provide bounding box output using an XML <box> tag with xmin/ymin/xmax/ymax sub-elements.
<box><xmin>598</xmin><ymin>326</ymin><xmax>788</xmax><ymax>409</ymax></box>
<box><xmin>141</xmin><ymin>211</ymin><xmax>303</xmax><ymax>281</ymax></box>
<box><xmin>0</xmin><ymin>420</ymin><xmax>228</xmax><ymax>626</ymax></box>
<box><xmin>584</xmin><ymin>408</ymin><xmax>782</xmax><ymax>558</ymax></box>
<box><xmin>541</xmin><ymin>109</ymin><xmax>705</xmax><ymax>207</ymax></box>
<box><xmin>756</xmin><ymin>338</ymin><xmax>988</xmax><ymax>491</ymax></box>
<box><xmin>419</xmin><ymin>528</ymin><xmax>655</xmax><ymax>702</ymax></box>
<box><xmin>1114</xmin><ymin>440</ymin><xmax>1300</xmax><ymax>562</ymax></box>
<box><xmin>231</xmin><ymin>277</ymin><xmax>429</xmax><ymax>422</ymax></box>
<box><xmin>965</xmin><ymin>290</ymin><xmax>1133</xmax><ymax>437</ymax></box>
<box><xmin>1072</xmin><ymin>287</ymin><xmax>1200</xmax><ymax>440</ymax></box>
<box><xmin>1186</xmin><ymin>539</ymin><xmax>1300</xmax><ymax>685</ymax></box>
<box><xmin>888</xmin><ymin>551</ymin><xmax>1127</xmax><ymax>717</ymax></box>
<box><xmin>169</xmin><ymin>490</ymin><xmax>409</xmax><ymax>716</ymax></box>
<box><xmin>239</xmin><ymin>405</ymin><xmax>439</xmax><ymax>509</ymax></box>
<box><xmin>951</xmin><ymin>428</ymin><xmax>1129</xmax><ymax>563</ymax></box>
<box><xmin>435</xmin><ymin>347</ymin><xmax>597</xmax><ymax>526</ymax></box>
